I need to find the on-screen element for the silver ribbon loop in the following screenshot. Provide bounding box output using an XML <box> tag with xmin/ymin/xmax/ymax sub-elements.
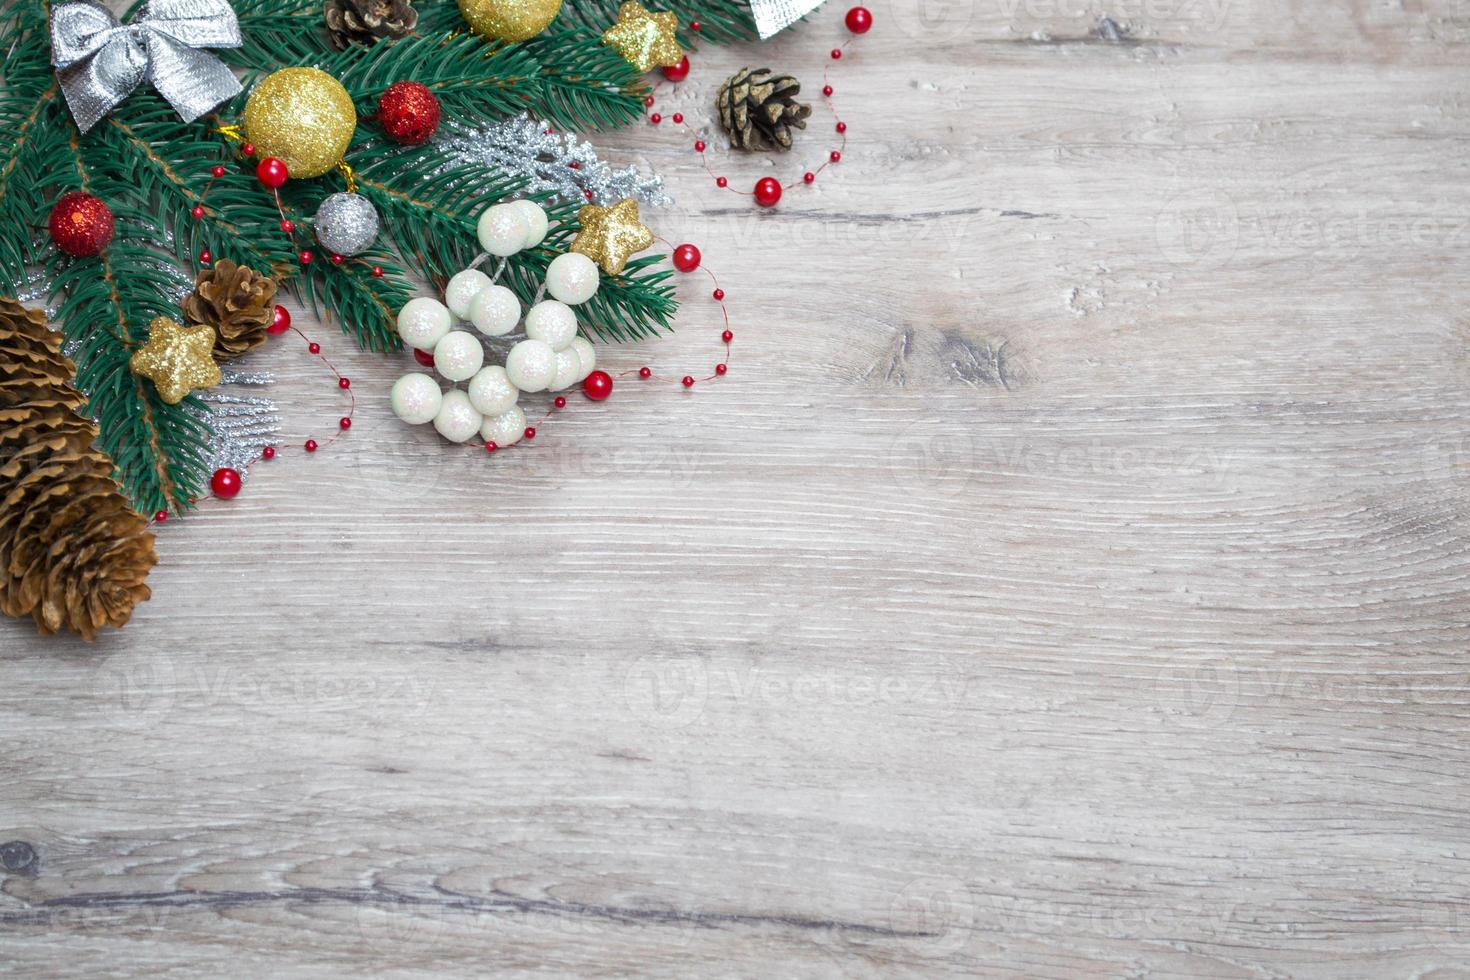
<box><xmin>51</xmin><ymin>0</ymin><xmax>243</xmax><ymax>134</ymax></box>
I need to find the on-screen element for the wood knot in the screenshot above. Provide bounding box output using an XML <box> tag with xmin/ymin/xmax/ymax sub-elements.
<box><xmin>0</xmin><ymin>840</ymin><xmax>37</xmax><ymax>876</ymax></box>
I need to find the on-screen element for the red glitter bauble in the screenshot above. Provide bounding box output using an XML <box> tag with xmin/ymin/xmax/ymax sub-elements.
<box><xmin>47</xmin><ymin>192</ymin><xmax>114</xmax><ymax>257</ymax></box>
<box><xmin>256</xmin><ymin>157</ymin><xmax>289</xmax><ymax>188</ymax></box>
<box><xmin>268</xmin><ymin>304</ymin><xmax>291</xmax><ymax>335</ymax></box>
<box><xmin>661</xmin><ymin>55</ymin><xmax>690</xmax><ymax>81</ymax></box>
<box><xmin>845</xmin><ymin>5</ymin><xmax>872</xmax><ymax>32</ymax></box>
<box><xmin>210</xmin><ymin>467</ymin><xmax>242</xmax><ymax>499</ymax></box>
<box><xmin>582</xmin><ymin>369</ymin><xmax>613</xmax><ymax>401</ymax></box>
<box><xmin>377</xmin><ymin>81</ymin><xmax>442</xmax><ymax>146</ymax></box>
<box><xmin>672</xmin><ymin>243</ymin><xmax>701</xmax><ymax>272</ymax></box>
<box><xmin>754</xmin><ymin>176</ymin><xmax>782</xmax><ymax>208</ymax></box>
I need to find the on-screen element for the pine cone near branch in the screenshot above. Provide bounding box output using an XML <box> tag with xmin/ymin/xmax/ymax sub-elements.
<box><xmin>717</xmin><ymin>67</ymin><xmax>812</xmax><ymax>152</ymax></box>
<box><xmin>0</xmin><ymin>297</ymin><xmax>156</xmax><ymax>641</ymax></box>
<box><xmin>180</xmin><ymin>259</ymin><xmax>278</xmax><ymax>361</ymax></box>
<box><xmin>324</xmin><ymin>0</ymin><xmax>418</xmax><ymax>49</ymax></box>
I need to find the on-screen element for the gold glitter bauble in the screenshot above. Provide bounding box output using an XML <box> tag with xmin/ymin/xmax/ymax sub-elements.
<box><xmin>129</xmin><ymin>318</ymin><xmax>222</xmax><ymax>405</ymax></box>
<box><xmin>458</xmin><ymin>0</ymin><xmax>562</xmax><ymax>42</ymax></box>
<box><xmin>242</xmin><ymin>68</ymin><xmax>357</xmax><ymax>179</ymax></box>
<box><xmin>601</xmin><ymin>1</ymin><xmax>681</xmax><ymax>74</ymax></box>
<box><xmin>570</xmin><ymin>198</ymin><xmax>654</xmax><ymax>275</ymax></box>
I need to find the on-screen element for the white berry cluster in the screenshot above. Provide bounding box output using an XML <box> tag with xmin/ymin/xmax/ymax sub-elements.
<box><xmin>389</xmin><ymin>200</ymin><xmax>603</xmax><ymax>447</ymax></box>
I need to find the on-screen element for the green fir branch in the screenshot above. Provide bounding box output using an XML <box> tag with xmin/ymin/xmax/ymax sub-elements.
<box><xmin>523</xmin><ymin>28</ymin><xmax>646</xmax><ymax>131</ymax></box>
<box><xmin>552</xmin><ymin>0</ymin><xmax>757</xmax><ymax>46</ymax></box>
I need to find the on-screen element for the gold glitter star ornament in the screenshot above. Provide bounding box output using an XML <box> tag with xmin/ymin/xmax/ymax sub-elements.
<box><xmin>601</xmin><ymin>1</ymin><xmax>682</xmax><ymax>73</ymax></box>
<box><xmin>129</xmin><ymin>318</ymin><xmax>222</xmax><ymax>405</ymax></box>
<box><xmin>459</xmin><ymin>0</ymin><xmax>562</xmax><ymax>42</ymax></box>
<box><xmin>570</xmin><ymin>198</ymin><xmax>655</xmax><ymax>275</ymax></box>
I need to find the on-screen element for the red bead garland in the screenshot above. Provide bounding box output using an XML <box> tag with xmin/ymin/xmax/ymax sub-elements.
<box><xmin>255</xmin><ymin>157</ymin><xmax>289</xmax><ymax>188</ymax></box>
<box><xmin>661</xmin><ymin>55</ymin><xmax>690</xmax><ymax>81</ymax></box>
<box><xmin>268</xmin><ymin>305</ymin><xmax>291</xmax><ymax>335</ymax></box>
<box><xmin>582</xmin><ymin>370</ymin><xmax>614</xmax><ymax>401</ymax></box>
<box><xmin>210</xmin><ymin>467</ymin><xmax>242</xmax><ymax>499</ymax></box>
<box><xmin>377</xmin><ymin>81</ymin><xmax>442</xmax><ymax>145</ymax></box>
<box><xmin>47</xmin><ymin>192</ymin><xmax>115</xmax><ymax>257</ymax></box>
<box><xmin>845</xmin><ymin>5</ymin><xmax>872</xmax><ymax>32</ymax></box>
<box><xmin>754</xmin><ymin>177</ymin><xmax>782</xmax><ymax>208</ymax></box>
<box><xmin>672</xmin><ymin>243</ymin><xmax>701</xmax><ymax>272</ymax></box>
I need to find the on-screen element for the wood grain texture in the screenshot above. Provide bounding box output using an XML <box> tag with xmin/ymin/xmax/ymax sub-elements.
<box><xmin>4</xmin><ymin>1</ymin><xmax>1470</xmax><ymax>975</ymax></box>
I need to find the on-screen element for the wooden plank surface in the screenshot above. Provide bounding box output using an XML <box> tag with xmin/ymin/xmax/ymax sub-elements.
<box><xmin>4</xmin><ymin>1</ymin><xmax>1470</xmax><ymax>975</ymax></box>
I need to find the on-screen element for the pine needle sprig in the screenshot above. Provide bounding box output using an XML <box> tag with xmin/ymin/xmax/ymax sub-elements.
<box><xmin>523</xmin><ymin>29</ymin><xmax>646</xmax><ymax>132</ymax></box>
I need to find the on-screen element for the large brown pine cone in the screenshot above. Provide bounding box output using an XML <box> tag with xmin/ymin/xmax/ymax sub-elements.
<box><xmin>324</xmin><ymin>0</ymin><xmax>418</xmax><ymax>49</ymax></box>
<box><xmin>0</xmin><ymin>297</ymin><xmax>156</xmax><ymax>640</ymax></box>
<box><xmin>717</xmin><ymin>67</ymin><xmax>812</xmax><ymax>152</ymax></box>
<box><xmin>180</xmin><ymin>259</ymin><xmax>278</xmax><ymax>361</ymax></box>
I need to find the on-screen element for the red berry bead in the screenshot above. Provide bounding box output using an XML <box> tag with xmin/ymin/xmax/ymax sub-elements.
<box><xmin>650</xmin><ymin>113</ymin><xmax>662</xmax><ymax>124</ymax></box>
<box><xmin>690</xmin><ymin>19</ymin><xmax>701</xmax><ymax>30</ymax></box>
<box><xmin>569</xmin><ymin>161</ymin><xmax>580</xmax><ymax>169</ymax></box>
<box><xmin>199</xmin><ymin>249</ymin><xmax>212</xmax><ymax>264</ymax></box>
<box><xmin>672</xmin><ymin>243</ymin><xmax>701</xmax><ymax>273</ymax></box>
<box><xmin>715</xmin><ymin>363</ymin><xmax>727</xmax><ymax>375</ymax></box>
<box><xmin>712</xmin><ymin>288</ymin><xmax>725</xmax><ymax>301</ymax></box>
<box><xmin>523</xmin><ymin>426</ymin><xmax>536</xmax><ymax>440</ymax></box>
<box><xmin>338</xmin><ymin>377</ymin><xmax>351</xmax><ymax>389</ymax></box>
<box><xmin>191</xmin><ymin>205</ymin><xmax>204</xmax><ymax>218</ymax></box>
<box><xmin>413</xmin><ymin>347</ymin><xmax>435</xmax><ymax>367</ymax></box>
<box><xmin>554</xmin><ymin>396</ymin><xmax>567</xmax><ymax>409</ymax></box>
<box><xmin>803</xmin><ymin>172</ymin><xmax>815</xmax><ymax>184</ymax></box>
<box><xmin>339</xmin><ymin>417</ymin><xmax>352</xmax><ymax>430</ymax></box>
<box><xmin>823</xmin><ymin>85</ymin><xmax>834</xmax><ymax>97</ymax></box>
<box><xmin>240</xmin><ymin>143</ymin><xmax>255</xmax><ymax>156</ymax></box>
<box><xmin>583</xmin><ymin>189</ymin><xmax>594</xmax><ymax>201</ymax></box>
<box><xmin>154</xmin><ymin>510</ymin><xmax>168</xmax><ymax>523</ymax></box>
<box><xmin>638</xmin><ymin>366</ymin><xmax>652</xmax><ymax>379</ymax></box>
<box><xmin>830</xmin><ymin>150</ymin><xmax>842</xmax><ymax>162</ymax></box>
<box><xmin>280</xmin><ymin>219</ymin><xmax>294</xmax><ymax>233</ymax></box>
<box><xmin>662</xmin><ymin>55</ymin><xmax>690</xmax><ymax>81</ymax></box>
<box><xmin>268</xmin><ymin>304</ymin><xmax>291</xmax><ymax>335</ymax></box>
<box><xmin>331</xmin><ymin>253</ymin><xmax>345</xmax><ymax>265</ymax></box>
<box><xmin>672</xmin><ymin>113</ymin><xmax>683</xmax><ymax>124</ymax></box>
<box><xmin>845</xmin><ymin>5</ymin><xmax>873</xmax><ymax>32</ymax></box>
<box><xmin>831</xmin><ymin>48</ymin><xmax>842</xmax><ymax>59</ymax></box>
<box><xmin>262</xmin><ymin>446</ymin><xmax>276</xmax><ymax>460</ymax></box>
<box><xmin>304</xmin><ymin>439</ymin><xmax>318</xmax><ymax>453</ymax></box>
<box><xmin>371</xmin><ymin>266</ymin><xmax>384</xmax><ymax>277</ymax></box>
<box><xmin>836</xmin><ymin>121</ymin><xmax>847</xmax><ymax>133</ymax></box>
<box><xmin>583</xmin><ymin>369</ymin><xmax>614</xmax><ymax>400</ymax></box>
<box><xmin>695</xmin><ymin>140</ymin><xmax>706</xmax><ymax>152</ymax></box>
<box><xmin>300</xmin><ymin>250</ymin><xmax>313</xmax><ymax>264</ymax></box>
<box><xmin>211</xmin><ymin>165</ymin><xmax>226</xmax><ymax>178</ymax></box>
<box><xmin>715</xmin><ymin>176</ymin><xmax>728</xmax><ymax>188</ymax></box>
<box><xmin>754</xmin><ymin>176</ymin><xmax>782</xmax><ymax>207</ymax></box>
<box><xmin>210</xmin><ymin>467</ymin><xmax>242</xmax><ymax>499</ymax></box>
<box><xmin>377</xmin><ymin>80</ymin><xmax>442</xmax><ymax>145</ymax></box>
<box><xmin>308</xmin><ymin>342</ymin><xmax>321</xmax><ymax>354</ymax></box>
<box><xmin>485</xmin><ymin>441</ymin><xmax>498</xmax><ymax>453</ymax></box>
<box><xmin>722</xmin><ymin>329</ymin><xmax>733</xmax><ymax>342</ymax></box>
<box><xmin>644</xmin><ymin>95</ymin><xmax>655</xmax><ymax>107</ymax></box>
<box><xmin>681</xmin><ymin>375</ymin><xmax>695</xmax><ymax>388</ymax></box>
<box><xmin>49</xmin><ymin>193</ymin><xmax>116</xmax><ymax>257</ymax></box>
<box><xmin>255</xmin><ymin>157</ymin><xmax>289</xmax><ymax>188</ymax></box>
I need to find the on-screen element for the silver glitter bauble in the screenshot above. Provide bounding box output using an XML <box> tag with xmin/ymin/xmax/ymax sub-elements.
<box><xmin>313</xmin><ymin>192</ymin><xmax>379</xmax><ymax>256</ymax></box>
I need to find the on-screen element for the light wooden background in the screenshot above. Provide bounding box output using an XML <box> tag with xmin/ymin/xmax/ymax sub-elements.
<box><xmin>4</xmin><ymin>0</ymin><xmax>1470</xmax><ymax>975</ymax></box>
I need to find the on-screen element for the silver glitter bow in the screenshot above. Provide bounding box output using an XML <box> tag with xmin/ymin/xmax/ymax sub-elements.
<box><xmin>749</xmin><ymin>0</ymin><xmax>826</xmax><ymax>38</ymax></box>
<box><xmin>51</xmin><ymin>0</ymin><xmax>243</xmax><ymax>133</ymax></box>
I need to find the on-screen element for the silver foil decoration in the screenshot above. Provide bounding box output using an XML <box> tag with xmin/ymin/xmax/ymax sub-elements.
<box><xmin>441</xmin><ymin>114</ymin><xmax>670</xmax><ymax>208</ymax></box>
<box><xmin>750</xmin><ymin>0</ymin><xmax>826</xmax><ymax>38</ymax></box>
<box><xmin>50</xmin><ymin>0</ymin><xmax>243</xmax><ymax>133</ymax></box>
<box><xmin>313</xmin><ymin>192</ymin><xmax>379</xmax><ymax>256</ymax></box>
<box><xmin>193</xmin><ymin>370</ymin><xmax>280</xmax><ymax>481</ymax></box>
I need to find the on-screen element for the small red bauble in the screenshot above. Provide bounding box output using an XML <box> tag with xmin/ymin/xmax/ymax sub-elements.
<box><xmin>836</xmin><ymin>121</ymin><xmax>847</xmax><ymax>133</ymax></box>
<box><xmin>689</xmin><ymin>19</ymin><xmax>701</xmax><ymax>30</ymax></box>
<box><xmin>715</xmin><ymin>363</ymin><xmax>727</xmax><ymax>375</ymax></box>
<box><xmin>211</xmin><ymin>165</ymin><xmax>226</xmax><ymax>178</ymax></box>
<box><xmin>554</xmin><ymin>396</ymin><xmax>567</xmax><ymax>409</ymax></box>
<box><xmin>681</xmin><ymin>375</ymin><xmax>695</xmax><ymax>388</ymax></box>
<box><xmin>803</xmin><ymin>172</ymin><xmax>815</xmax><ymax>184</ymax></box>
<box><xmin>262</xmin><ymin>446</ymin><xmax>276</xmax><ymax>460</ymax></box>
<box><xmin>638</xmin><ymin>366</ymin><xmax>652</xmax><ymax>379</ymax></box>
<box><xmin>330</xmin><ymin>253</ymin><xmax>344</xmax><ymax>265</ymax></box>
<box><xmin>523</xmin><ymin>426</ymin><xmax>536</xmax><ymax>440</ymax></box>
<box><xmin>485</xmin><ymin>440</ymin><xmax>498</xmax><ymax>453</ymax></box>
<box><xmin>268</xmin><ymin>304</ymin><xmax>291</xmax><ymax>335</ymax></box>
<box><xmin>339</xmin><ymin>417</ymin><xmax>352</xmax><ymax>430</ymax></box>
<box><xmin>754</xmin><ymin>176</ymin><xmax>782</xmax><ymax>207</ymax></box>
<box><xmin>280</xmin><ymin>219</ymin><xmax>294</xmax><ymax>233</ymax></box>
<box><xmin>299</xmin><ymin>250</ymin><xmax>313</xmax><ymax>264</ymax></box>
<box><xmin>304</xmin><ymin>439</ymin><xmax>319</xmax><ymax>453</ymax></box>
<box><xmin>256</xmin><ymin>157</ymin><xmax>289</xmax><ymax>188</ymax></box>
<box><xmin>154</xmin><ymin>510</ymin><xmax>168</xmax><ymax>523</ymax></box>
<box><xmin>199</xmin><ymin>249</ymin><xmax>212</xmax><ymax>264</ymax></box>
<box><xmin>413</xmin><ymin>347</ymin><xmax>435</xmax><ymax>367</ymax></box>
<box><xmin>672</xmin><ymin>243</ymin><xmax>701</xmax><ymax>272</ymax></box>
<box><xmin>338</xmin><ymin>377</ymin><xmax>351</xmax><ymax>389</ymax></box>
<box><xmin>715</xmin><ymin>176</ymin><xmax>728</xmax><ymax>188</ymax></box>
<box><xmin>377</xmin><ymin>81</ymin><xmax>441</xmax><ymax>145</ymax></box>
<box><xmin>210</xmin><ymin>467</ymin><xmax>242</xmax><ymax>499</ymax></box>
<box><xmin>722</xmin><ymin>329</ymin><xmax>733</xmax><ymax>342</ymax></box>
<box><xmin>308</xmin><ymin>342</ymin><xmax>321</xmax><ymax>354</ymax></box>
<box><xmin>672</xmin><ymin>112</ymin><xmax>683</xmax><ymax>124</ymax></box>
<box><xmin>694</xmin><ymin>140</ymin><xmax>706</xmax><ymax>152</ymax></box>
<box><xmin>241</xmin><ymin>143</ymin><xmax>255</xmax><ymax>156</ymax></box>
<box><xmin>582</xmin><ymin>369</ymin><xmax>614</xmax><ymax>400</ymax></box>
<box><xmin>190</xmin><ymin>205</ymin><xmax>204</xmax><ymax>219</ymax></box>
<box><xmin>830</xmin><ymin>151</ymin><xmax>842</xmax><ymax>162</ymax></box>
<box><xmin>713</xmin><ymin>288</ymin><xmax>725</xmax><ymax>301</ymax></box>
<box><xmin>661</xmin><ymin>55</ymin><xmax>690</xmax><ymax>81</ymax></box>
<box><xmin>823</xmin><ymin>85</ymin><xmax>834</xmax><ymax>97</ymax></box>
<box><xmin>644</xmin><ymin>95</ymin><xmax>655</xmax><ymax>107</ymax></box>
<box><xmin>48</xmin><ymin>192</ymin><xmax>114</xmax><ymax>257</ymax></box>
<box><xmin>371</xmin><ymin>266</ymin><xmax>384</xmax><ymax>277</ymax></box>
<box><xmin>831</xmin><ymin>48</ymin><xmax>842</xmax><ymax>59</ymax></box>
<box><xmin>650</xmin><ymin>113</ymin><xmax>662</xmax><ymax>124</ymax></box>
<box><xmin>845</xmin><ymin>5</ymin><xmax>872</xmax><ymax>32</ymax></box>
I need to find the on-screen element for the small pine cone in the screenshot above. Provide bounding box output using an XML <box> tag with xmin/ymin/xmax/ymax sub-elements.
<box><xmin>0</xmin><ymin>297</ymin><xmax>156</xmax><ymax>640</ymax></box>
<box><xmin>324</xmin><ymin>0</ymin><xmax>418</xmax><ymax>49</ymax></box>
<box><xmin>180</xmin><ymin>259</ymin><xmax>278</xmax><ymax>361</ymax></box>
<box><xmin>717</xmin><ymin>67</ymin><xmax>812</xmax><ymax>153</ymax></box>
